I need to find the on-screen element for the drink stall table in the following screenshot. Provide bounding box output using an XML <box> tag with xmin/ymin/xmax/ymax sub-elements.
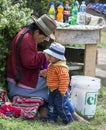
<box><xmin>55</xmin><ymin>24</ymin><xmax>105</xmax><ymax>76</ymax></box>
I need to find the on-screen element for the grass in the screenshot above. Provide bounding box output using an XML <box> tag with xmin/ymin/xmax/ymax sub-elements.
<box><xmin>98</xmin><ymin>31</ymin><xmax>106</xmax><ymax>48</ymax></box>
<box><xmin>0</xmin><ymin>86</ymin><xmax>106</xmax><ymax>130</ymax></box>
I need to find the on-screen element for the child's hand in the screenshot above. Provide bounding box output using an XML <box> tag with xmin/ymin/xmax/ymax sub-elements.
<box><xmin>60</xmin><ymin>92</ymin><xmax>65</xmax><ymax>96</ymax></box>
<box><xmin>40</xmin><ymin>69</ymin><xmax>47</xmax><ymax>78</ymax></box>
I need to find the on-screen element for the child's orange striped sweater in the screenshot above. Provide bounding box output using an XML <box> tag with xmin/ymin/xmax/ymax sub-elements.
<box><xmin>46</xmin><ymin>61</ymin><xmax>70</xmax><ymax>95</ymax></box>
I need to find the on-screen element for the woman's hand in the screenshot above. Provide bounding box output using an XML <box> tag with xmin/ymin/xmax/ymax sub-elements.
<box><xmin>40</xmin><ymin>69</ymin><xmax>47</xmax><ymax>78</ymax></box>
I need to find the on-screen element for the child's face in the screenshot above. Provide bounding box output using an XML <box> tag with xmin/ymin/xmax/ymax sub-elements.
<box><xmin>47</xmin><ymin>54</ymin><xmax>58</xmax><ymax>63</ymax></box>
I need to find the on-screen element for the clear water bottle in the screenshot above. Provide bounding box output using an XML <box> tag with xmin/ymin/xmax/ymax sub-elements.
<box><xmin>56</xmin><ymin>2</ymin><xmax>64</xmax><ymax>22</ymax></box>
<box><xmin>103</xmin><ymin>4</ymin><xmax>106</xmax><ymax>14</ymax></box>
<box><xmin>48</xmin><ymin>2</ymin><xmax>55</xmax><ymax>20</ymax></box>
<box><xmin>77</xmin><ymin>1</ymin><xmax>86</xmax><ymax>25</ymax></box>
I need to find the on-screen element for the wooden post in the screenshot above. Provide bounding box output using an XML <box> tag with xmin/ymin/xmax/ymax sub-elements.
<box><xmin>84</xmin><ymin>44</ymin><xmax>97</xmax><ymax>76</ymax></box>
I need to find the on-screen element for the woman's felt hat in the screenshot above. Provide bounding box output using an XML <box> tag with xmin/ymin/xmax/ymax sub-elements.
<box><xmin>31</xmin><ymin>14</ymin><xmax>57</xmax><ymax>40</ymax></box>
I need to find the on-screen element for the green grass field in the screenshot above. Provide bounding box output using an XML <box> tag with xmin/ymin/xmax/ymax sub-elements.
<box><xmin>0</xmin><ymin>87</ymin><xmax>106</xmax><ymax>130</ymax></box>
<box><xmin>98</xmin><ymin>31</ymin><xmax>106</xmax><ymax>48</ymax></box>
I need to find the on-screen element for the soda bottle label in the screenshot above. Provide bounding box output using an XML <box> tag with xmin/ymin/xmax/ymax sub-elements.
<box><xmin>49</xmin><ymin>10</ymin><xmax>55</xmax><ymax>15</ymax></box>
<box><xmin>80</xmin><ymin>7</ymin><xmax>86</xmax><ymax>12</ymax></box>
<box><xmin>77</xmin><ymin>12</ymin><xmax>86</xmax><ymax>25</ymax></box>
<box><xmin>63</xmin><ymin>10</ymin><xmax>70</xmax><ymax>16</ymax></box>
<box><xmin>49</xmin><ymin>14</ymin><xmax>55</xmax><ymax>19</ymax></box>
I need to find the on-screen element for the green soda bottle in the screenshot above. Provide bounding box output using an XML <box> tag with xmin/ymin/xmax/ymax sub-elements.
<box><xmin>70</xmin><ymin>1</ymin><xmax>78</xmax><ymax>25</ymax></box>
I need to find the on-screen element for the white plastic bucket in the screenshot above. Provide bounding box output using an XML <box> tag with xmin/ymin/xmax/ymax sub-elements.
<box><xmin>70</xmin><ymin>75</ymin><xmax>101</xmax><ymax>118</ymax></box>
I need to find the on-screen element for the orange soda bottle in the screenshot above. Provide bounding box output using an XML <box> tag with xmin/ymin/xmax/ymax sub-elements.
<box><xmin>56</xmin><ymin>2</ymin><xmax>64</xmax><ymax>22</ymax></box>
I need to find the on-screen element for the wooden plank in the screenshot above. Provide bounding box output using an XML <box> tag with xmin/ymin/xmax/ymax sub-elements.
<box><xmin>84</xmin><ymin>44</ymin><xmax>97</xmax><ymax>76</ymax></box>
<box><xmin>55</xmin><ymin>29</ymin><xmax>100</xmax><ymax>44</ymax></box>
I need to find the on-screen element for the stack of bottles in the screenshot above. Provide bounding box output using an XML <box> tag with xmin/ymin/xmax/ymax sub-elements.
<box><xmin>48</xmin><ymin>1</ymin><xmax>71</xmax><ymax>23</ymax></box>
<box><xmin>48</xmin><ymin>1</ymin><xmax>87</xmax><ymax>25</ymax></box>
<box><xmin>87</xmin><ymin>3</ymin><xmax>106</xmax><ymax>14</ymax></box>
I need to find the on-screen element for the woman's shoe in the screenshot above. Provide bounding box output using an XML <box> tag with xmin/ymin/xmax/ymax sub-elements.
<box><xmin>38</xmin><ymin>106</ymin><xmax>48</xmax><ymax>119</ymax></box>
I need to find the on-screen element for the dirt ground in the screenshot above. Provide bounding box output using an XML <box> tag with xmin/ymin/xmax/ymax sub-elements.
<box><xmin>96</xmin><ymin>48</ymin><xmax>106</xmax><ymax>87</ymax></box>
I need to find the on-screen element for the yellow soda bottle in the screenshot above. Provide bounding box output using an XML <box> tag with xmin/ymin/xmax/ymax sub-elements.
<box><xmin>48</xmin><ymin>2</ymin><xmax>55</xmax><ymax>20</ymax></box>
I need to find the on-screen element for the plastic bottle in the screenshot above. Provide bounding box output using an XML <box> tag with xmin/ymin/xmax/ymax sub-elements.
<box><xmin>56</xmin><ymin>2</ymin><xmax>64</xmax><ymax>22</ymax></box>
<box><xmin>69</xmin><ymin>0</ymin><xmax>75</xmax><ymax>17</ymax></box>
<box><xmin>103</xmin><ymin>4</ymin><xmax>106</xmax><ymax>14</ymax></box>
<box><xmin>77</xmin><ymin>1</ymin><xmax>87</xmax><ymax>25</ymax></box>
<box><xmin>63</xmin><ymin>1</ymin><xmax>70</xmax><ymax>23</ymax></box>
<box><xmin>48</xmin><ymin>2</ymin><xmax>55</xmax><ymax>20</ymax></box>
<box><xmin>70</xmin><ymin>1</ymin><xmax>78</xmax><ymax>25</ymax></box>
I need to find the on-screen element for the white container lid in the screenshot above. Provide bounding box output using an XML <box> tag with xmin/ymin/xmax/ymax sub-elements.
<box><xmin>70</xmin><ymin>75</ymin><xmax>101</xmax><ymax>90</ymax></box>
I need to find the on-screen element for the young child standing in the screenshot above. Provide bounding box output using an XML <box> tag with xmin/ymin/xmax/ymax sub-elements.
<box><xmin>44</xmin><ymin>42</ymin><xmax>89</xmax><ymax>124</ymax></box>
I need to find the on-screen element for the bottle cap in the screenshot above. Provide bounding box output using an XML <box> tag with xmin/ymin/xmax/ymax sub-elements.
<box><xmin>82</xmin><ymin>1</ymin><xmax>85</xmax><ymax>4</ymax></box>
<box><xmin>59</xmin><ymin>2</ymin><xmax>63</xmax><ymax>6</ymax></box>
<box><xmin>50</xmin><ymin>2</ymin><xmax>54</xmax><ymax>5</ymax></box>
<box><xmin>66</xmin><ymin>1</ymin><xmax>69</xmax><ymax>4</ymax></box>
<box><xmin>74</xmin><ymin>1</ymin><xmax>77</xmax><ymax>6</ymax></box>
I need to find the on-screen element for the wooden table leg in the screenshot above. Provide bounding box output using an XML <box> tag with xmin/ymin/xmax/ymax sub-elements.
<box><xmin>84</xmin><ymin>44</ymin><xmax>97</xmax><ymax>77</ymax></box>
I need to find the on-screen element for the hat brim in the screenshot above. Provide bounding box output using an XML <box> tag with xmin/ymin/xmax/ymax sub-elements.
<box><xmin>44</xmin><ymin>49</ymin><xmax>66</xmax><ymax>61</ymax></box>
<box><xmin>31</xmin><ymin>15</ymin><xmax>55</xmax><ymax>40</ymax></box>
